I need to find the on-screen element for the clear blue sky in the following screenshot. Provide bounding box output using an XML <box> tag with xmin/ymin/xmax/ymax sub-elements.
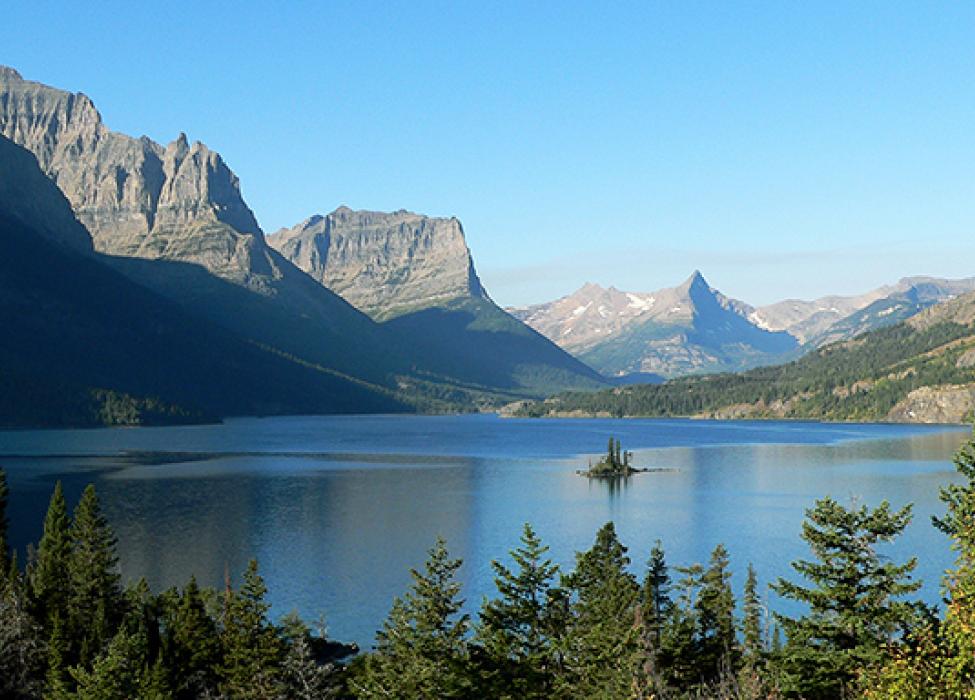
<box><xmin>4</xmin><ymin>1</ymin><xmax>974</xmax><ymax>306</ymax></box>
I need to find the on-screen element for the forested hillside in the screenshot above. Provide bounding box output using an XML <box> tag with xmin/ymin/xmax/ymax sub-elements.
<box><xmin>517</xmin><ymin>307</ymin><xmax>975</xmax><ymax>423</ymax></box>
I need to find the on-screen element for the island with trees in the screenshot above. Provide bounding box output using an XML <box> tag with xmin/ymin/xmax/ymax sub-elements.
<box><xmin>580</xmin><ymin>437</ymin><xmax>653</xmax><ymax>477</ymax></box>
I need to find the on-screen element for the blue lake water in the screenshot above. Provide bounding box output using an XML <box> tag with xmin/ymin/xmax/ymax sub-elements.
<box><xmin>1</xmin><ymin>414</ymin><xmax>970</xmax><ymax>649</ymax></box>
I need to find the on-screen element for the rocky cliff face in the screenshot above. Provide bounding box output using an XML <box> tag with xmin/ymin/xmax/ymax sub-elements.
<box><xmin>887</xmin><ymin>384</ymin><xmax>975</xmax><ymax>424</ymax></box>
<box><xmin>0</xmin><ymin>66</ymin><xmax>278</xmax><ymax>290</ymax></box>
<box><xmin>268</xmin><ymin>208</ymin><xmax>487</xmax><ymax>320</ymax></box>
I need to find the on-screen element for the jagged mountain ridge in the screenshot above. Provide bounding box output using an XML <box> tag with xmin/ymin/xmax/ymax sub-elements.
<box><xmin>751</xmin><ymin>276</ymin><xmax>975</xmax><ymax>344</ymax></box>
<box><xmin>511</xmin><ymin>272</ymin><xmax>798</xmax><ymax>378</ymax></box>
<box><xmin>512</xmin><ymin>273</ymin><xmax>975</xmax><ymax>379</ymax></box>
<box><xmin>0</xmin><ymin>134</ymin><xmax>405</xmax><ymax>426</ymax></box>
<box><xmin>268</xmin><ymin>207</ymin><xmax>487</xmax><ymax>320</ymax></box>
<box><xmin>0</xmin><ymin>66</ymin><xmax>603</xmax><ymax>406</ymax></box>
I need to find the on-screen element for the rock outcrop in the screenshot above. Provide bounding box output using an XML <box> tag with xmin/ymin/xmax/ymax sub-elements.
<box><xmin>0</xmin><ymin>65</ymin><xmax>278</xmax><ymax>290</ymax></box>
<box><xmin>268</xmin><ymin>208</ymin><xmax>487</xmax><ymax>319</ymax></box>
<box><xmin>887</xmin><ymin>384</ymin><xmax>975</xmax><ymax>424</ymax></box>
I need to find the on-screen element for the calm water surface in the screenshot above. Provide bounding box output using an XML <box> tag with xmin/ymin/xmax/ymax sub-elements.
<box><xmin>1</xmin><ymin>415</ymin><xmax>970</xmax><ymax>648</ymax></box>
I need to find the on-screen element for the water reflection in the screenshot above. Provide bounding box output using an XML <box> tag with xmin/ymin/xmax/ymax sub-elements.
<box><xmin>0</xmin><ymin>415</ymin><xmax>969</xmax><ymax>648</ymax></box>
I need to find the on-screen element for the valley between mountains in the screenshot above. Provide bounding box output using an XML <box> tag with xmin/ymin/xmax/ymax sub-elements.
<box><xmin>1</xmin><ymin>65</ymin><xmax>973</xmax><ymax>427</ymax></box>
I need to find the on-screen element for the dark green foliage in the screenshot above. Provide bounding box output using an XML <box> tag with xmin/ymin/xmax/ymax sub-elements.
<box><xmin>161</xmin><ymin>577</ymin><xmax>222</xmax><ymax>699</ymax></box>
<box><xmin>0</xmin><ymin>469</ymin><xmax>9</xmax><ymax>576</ymax></box>
<box><xmin>696</xmin><ymin>543</ymin><xmax>738</xmax><ymax>682</ymax></box>
<box><xmin>560</xmin><ymin>522</ymin><xmax>640</xmax><ymax>699</ymax></box>
<box><xmin>741</xmin><ymin>563</ymin><xmax>764</xmax><ymax>661</ymax></box>
<box><xmin>772</xmin><ymin>497</ymin><xmax>921</xmax><ymax>699</ymax></box>
<box><xmin>476</xmin><ymin>523</ymin><xmax>564</xmax><ymax>698</ymax></box>
<box><xmin>67</xmin><ymin>485</ymin><xmax>124</xmax><ymax>665</ymax></box>
<box><xmin>520</xmin><ymin>319</ymin><xmax>975</xmax><ymax>422</ymax></box>
<box><xmin>354</xmin><ymin>537</ymin><xmax>472</xmax><ymax>699</ymax></box>
<box><xmin>219</xmin><ymin>559</ymin><xmax>284</xmax><ymax>698</ymax></box>
<box><xmin>27</xmin><ymin>482</ymin><xmax>71</xmax><ymax>631</ymax></box>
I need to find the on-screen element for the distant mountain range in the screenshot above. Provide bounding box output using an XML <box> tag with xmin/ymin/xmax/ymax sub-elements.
<box><xmin>0</xmin><ymin>66</ymin><xmax>603</xmax><ymax>426</ymax></box>
<box><xmin>516</xmin><ymin>288</ymin><xmax>975</xmax><ymax>424</ymax></box>
<box><xmin>510</xmin><ymin>272</ymin><xmax>975</xmax><ymax>378</ymax></box>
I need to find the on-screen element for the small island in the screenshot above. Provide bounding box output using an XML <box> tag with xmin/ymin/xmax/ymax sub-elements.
<box><xmin>580</xmin><ymin>438</ymin><xmax>647</xmax><ymax>477</ymax></box>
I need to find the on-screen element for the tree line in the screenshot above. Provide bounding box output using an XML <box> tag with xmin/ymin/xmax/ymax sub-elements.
<box><xmin>2</xmin><ymin>432</ymin><xmax>975</xmax><ymax>698</ymax></box>
<box><xmin>518</xmin><ymin>320</ymin><xmax>975</xmax><ymax>421</ymax></box>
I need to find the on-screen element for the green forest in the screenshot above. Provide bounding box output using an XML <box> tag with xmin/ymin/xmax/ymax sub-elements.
<box><xmin>517</xmin><ymin>320</ymin><xmax>975</xmax><ymax>422</ymax></box>
<box><xmin>3</xmin><ymin>432</ymin><xmax>975</xmax><ymax>699</ymax></box>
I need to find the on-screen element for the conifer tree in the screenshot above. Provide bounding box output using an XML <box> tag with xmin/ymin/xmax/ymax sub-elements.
<box><xmin>164</xmin><ymin>576</ymin><xmax>222</xmax><ymax>699</ymax></box>
<box><xmin>68</xmin><ymin>484</ymin><xmax>123</xmax><ymax>664</ymax></box>
<box><xmin>279</xmin><ymin>614</ymin><xmax>342</xmax><ymax>700</ymax></box>
<box><xmin>0</xmin><ymin>468</ymin><xmax>9</xmax><ymax>575</ymax></box>
<box><xmin>220</xmin><ymin>559</ymin><xmax>284</xmax><ymax>699</ymax></box>
<box><xmin>772</xmin><ymin>497</ymin><xmax>920</xmax><ymax>699</ymax></box>
<box><xmin>71</xmin><ymin>626</ymin><xmax>166</xmax><ymax>700</ymax></box>
<box><xmin>861</xmin><ymin>432</ymin><xmax>975</xmax><ymax>698</ymax></box>
<box><xmin>559</xmin><ymin>522</ymin><xmax>640</xmax><ymax>699</ymax></box>
<box><xmin>353</xmin><ymin>537</ymin><xmax>471</xmax><ymax>699</ymax></box>
<box><xmin>636</xmin><ymin>540</ymin><xmax>673</xmax><ymax>694</ymax></box>
<box><xmin>659</xmin><ymin>563</ymin><xmax>702</xmax><ymax>690</ymax></box>
<box><xmin>476</xmin><ymin>523</ymin><xmax>563</xmax><ymax>698</ymax></box>
<box><xmin>45</xmin><ymin>613</ymin><xmax>72</xmax><ymax>699</ymax></box>
<box><xmin>28</xmin><ymin>481</ymin><xmax>72</xmax><ymax>630</ymax></box>
<box><xmin>741</xmin><ymin>563</ymin><xmax>764</xmax><ymax>660</ymax></box>
<box><xmin>696</xmin><ymin>543</ymin><xmax>737</xmax><ymax>682</ymax></box>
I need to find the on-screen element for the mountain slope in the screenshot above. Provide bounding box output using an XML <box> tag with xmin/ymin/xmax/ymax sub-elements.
<box><xmin>512</xmin><ymin>272</ymin><xmax>798</xmax><ymax>378</ymax></box>
<box><xmin>518</xmin><ymin>291</ymin><xmax>975</xmax><ymax>424</ymax></box>
<box><xmin>752</xmin><ymin>276</ymin><xmax>975</xmax><ymax>344</ymax></box>
<box><xmin>270</xmin><ymin>207</ymin><xmax>606</xmax><ymax>397</ymax></box>
<box><xmin>0</xmin><ymin>135</ymin><xmax>405</xmax><ymax>427</ymax></box>
<box><xmin>0</xmin><ymin>66</ymin><xmax>601</xmax><ymax>404</ymax></box>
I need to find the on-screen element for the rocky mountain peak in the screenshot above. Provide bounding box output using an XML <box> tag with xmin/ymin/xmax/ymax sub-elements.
<box><xmin>268</xmin><ymin>207</ymin><xmax>488</xmax><ymax>320</ymax></box>
<box><xmin>0</xmin><ymin>66</ymin><xmax>22</xmax><ymax>81</ymax></box>
<box><xmin>0</xmin><ymin>67</ymin><xmax>268</xmax><ymax>282</ymax></box>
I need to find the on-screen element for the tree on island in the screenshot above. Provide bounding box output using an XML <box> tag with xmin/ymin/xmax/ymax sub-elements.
<box><xmin>583</xmin><ymin>438</ymin><xmax>638</xmax><ymax>478</ymax></box>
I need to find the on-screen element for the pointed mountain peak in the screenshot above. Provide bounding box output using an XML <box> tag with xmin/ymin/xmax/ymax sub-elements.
<box><xmin>676</xmin><ymin>270</ymin><xmax>710</xmax><ymax>293</ymax></box>
<box><xmin>0</xmin><ymin>66</ymin><xmax>23</xmax><ymax>82</ymax></box>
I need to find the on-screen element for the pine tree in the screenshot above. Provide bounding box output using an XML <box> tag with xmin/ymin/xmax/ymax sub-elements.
<box><xmin>476</xmin><ymin>523</ymin><xmax>563</xmax><ymax>698</ymax></box>
<box><xmin>0</xmin><ymin>468</ymin><xmax>10</xmax><ymax>576</ymax></box>
<box><xmin>741</xmin><ymin>563</ymin><xmax>764</xmax><ymax>660</ymax></box>
<box><xmin>28</xmin><ymin>481</ymin><xmax>72</xmax><ymax>630</ymax></box>
<box><xmin>559</xmin><ymin>522</ymin><xmax>640</xmax><ymax>699</ymax></box>
<box><xmin>164</xmin><ymin>576</ymin><xmax>222</xmax><ymax>699</ymax></box>
<box><xmin>353</xmin><ymin>537</ymin><xmax>471</xmax><ymax>699</ymax></box>
<box><xmin>658</xmin><ymin>562</ymin><xmax>701</xmax><ymax>690</ymax></box>
<box><xmin>220</xmin><ymin>559</ymin><xmax>284</xmax><ymax>699</ymax></box>
<box><xmin>696</xmin><ymin>543</ymin><xmax>737</xmax><ymax>682</ymax></box>
<box><xmin>772</xmin><ymin>497</ymin><xmax>921</xmax><ymax>699</ymax></box>
<box><xmin>45</xmin><ymin>613</ymin><xmax>73</xmax><ymax>699</ymax></box>
<box><xmin>68</xmin><ymin>484</ymin><xmax>123</xmax><ymax>664</ymax></box>
<box><xmin>636</xmin><ymin>540</ymin><xmax>673</xmax><ymax>695</ymax></box>
<box><xmin>71</xmin><ymin>626</ymin><xmax>165</xmax><ymax>700</ymax></box>
<box><xmin>861</xmin><ymin>431</ymin><xmax>975</xmax><ymax>698</ymax></box>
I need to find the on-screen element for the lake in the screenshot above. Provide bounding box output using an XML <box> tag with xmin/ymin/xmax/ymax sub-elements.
<box><xmin>1</xmin><ymin>414</ymin><xmax>970</xmax><ymax>649</ymax></box>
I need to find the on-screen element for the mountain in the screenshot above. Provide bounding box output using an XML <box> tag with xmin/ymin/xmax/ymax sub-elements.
<box><xmin>0</xmin><ymin>134</ymin><xmax>406</xmax><ymax>426</ymax></box>
<box><xmin>0</xmin><ymin>66</ymin><xmax>602</xmax><ymax>407</ymax></box>
<box><xmin>511</xmin><ymin>272</ymin><xmax>799</xmax><ymax>378</ymax></box>
<box><xmin>750</xmin><ymin>276</ymin><xmax>975</xmax><ymax>345</ymax></box>
<box><xmin>268</xmin><ymin>208</ymin><xmax>487</xmax><ymax>320</ymax></box>
<box><xmin>517</xmin><ymin>290</ymin><xmax>975</xmax><ymax>424</ymax></box>
<box><xmin>269</xmin><ymin>207</ymin><xmax>606</xmax><ymax>396</ymax></box>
